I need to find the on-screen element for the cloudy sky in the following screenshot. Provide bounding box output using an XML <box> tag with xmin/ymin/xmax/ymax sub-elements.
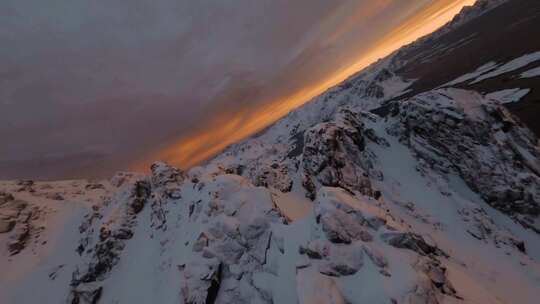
<box><xmin>0</xmin><ymin>0</ymin><xmax>474</xmax><ymax>179</ymax></box>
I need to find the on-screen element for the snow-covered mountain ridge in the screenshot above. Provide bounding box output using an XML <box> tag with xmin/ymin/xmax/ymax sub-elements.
<box><xmin>2</xmin><ymin>1</ymin><xmax>540</xmax><ymax>303</ymax></box>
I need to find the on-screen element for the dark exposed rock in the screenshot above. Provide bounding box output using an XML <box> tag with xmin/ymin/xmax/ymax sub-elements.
<box><xmin>69</xmin><ymin>179</ymin><xmax>151</xmax><ymax>301</ymax></box>
<box><xmin>319</xmin><ymin>261</ymin><xmax>361</xmax><ymax>277</ymax></box>
<box><xmin>302</xmin><ymin>174</ymin><xmax>317</xmax><ymax>200</ymax></box>
<box><xmin>181</xmin><ymin>259</ymin><xmax>222</xmax><ymax>304</ymax></box>
<box><xmin>8</xmin><ymin>223</ymin><xmax>30</xmax><ymax>255</ymax></box>
<box><xmin>46</xmin><ymin>192</ymin><xmax>64</xmax><ymax>200</ymax></box>
<box><xmin>150</xmin><ymin>162</ymin><xmax>185</xmax><ymax>187</ymax></box>
<box><xmin>85</xmin><ymin>183</ymin><xmax>105</xmax><ymax>190</ymax></box>
<box><xmin>79</xmin><ymin>239</ymin><xmax>124</xmax><ymax>283</ymax></box>
<box><xmin>131</xmin><ymin>180</ymin><xmax>151</xmax><ymax>214</ymax></box>
<box><xmin>302</xmin><ymin>109</ymin><xmax>375</xmax><ymax>198</ymax></box>
<box><xmin>69</xmin><ymin>284</ymin><xmax>103</xmax><ymax>304</ymax></box>
<box><xmin>48</xmin><ymin>264</ymin><xmax>65</xmax><ymax>280</ymax></box>
<box><xmin>414</xmin><ymin>258</ymin><xmax>460</xmax><ymax>300</ymax></box>
<box><xmin>382</xmin><ymin>232</ymin><xmax>447</xmax><ymax>257</ymax></box>
<box><xmin>0</xmin><ymin>199</ymin><xmax>27</xmax><ymax>234</ymax></box>
<box><xmin>364</xmin><ymin>128</ymin><xmax>390</xmax><ymax>147</ymax></box>
<box><xmin>362</xmin><ymin>245</ymin><xmax>388</xmax><ymax>268</ymax></box>
<box><xmin>113</xmin><ymin>228</ymin><xmax>133</xmax><ymax>240</ymax></box>
<box><xmin>250</xmin><ymin>162</ymin><xmax>293</xmax><ymax>193</ymax></box>
<box><xmin>511</xmin><ymin>239</ymin><xmax>526</xmax><ymax>253</ymax></box>
<box><xmin>0</xmin><ymin>191</ymin><xmax>14</xmax><ymax>205</ymax></box>
<box><xmin>287</xmin><ymin>130</ymin><xmax>305</xmax><ymax>159</ymax></box>
<box><xmin>300</xmin><ymin>240</ymin><xmax>364</xmax><ymax>277</ymax></box>
<box><xmin>16</xmin><ymin>180</ymin><xmax>35</xmax><ymax>192</ymax></box>
<box><xmin>299</xmin><ymin>240</ymin><xmax>328</xmax><ymax>259</ymax></box>
<box><xmin>16</xmin><ymin>180</ymin><xmax>34</xmax><ymax>187</ymax></box>
<box><xmin>205</xmin><ymin>263</ymin><xmax>222</xmax><ymax>304</ymax></box>
<box><xmin>2</xmin><ymin>201</ymin><xmax>33</xmax><ymax>254</ymax></box>
<box><xmin>0</xmin><ymin>219</ymin><xmax>15</xmax><ymax>233</ymax></box>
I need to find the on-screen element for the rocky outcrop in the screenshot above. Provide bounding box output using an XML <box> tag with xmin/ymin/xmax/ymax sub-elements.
<box><xmin>315</xmin><ymin>199</ymin><xmax>373</xmax><ymax>244</ymax></box>
<box><xmin>300</xmin><ymin>239</ymin><xmax>364</xmax><ymax>277</ymax></box>
<box><xmin>300</xmin><ymin>189</ymin><xmax>390</xmax><ymax>279</ymax></box>
<box><xmin>251</xmin><ymin>162</ymin><xmax>293</xmax><ymax>193</ymax></box>
<box><xmin>0</xmin><ymin>197</ymin><xmax>38</xmax><ymax>255</ymax></box>
<box><xmin>0</xmin><ymin>193</ymin><xmax>19</xmax><ymax>233</ymax></box>
<box><xmin>151</xmin><ymin>161</ymin><xmax>183</xmax><ymax>183</ymax></box>
<box><xmin>0</xmin><ymin>200</ymin><xmax>40</xmax><ymax>256</ymax></box>
<box><xmin>0</xmin><ymin>191</ymin><xmax>14</xmax><ymax>205</ymax></box>
<box><xmin>70</xmin><ymin>179</ymin><xmax>151</xmax><ymax>301</ymax></box>
<box><xmin>382</xmin><ymin>232</ymin><xmax>447</xmax><ymax>257</ymax></box>
<box><xmin>15</xmin><ymin>180</ymin><xmax>35</xmax><ymax>192</ymax></box>
<box><xmin>302</xmin><ymin>109</ymin><xmax>380</xmax><ymax>199</ymax></box>
<box><xmin>178</xmin><ymin>175</ymin><xmax>284</xmax><ymax>304</ymax></box>
<box><xmin>389</xmin><ymin>89</ymin><xmax>540</xmax><ymax>232</ymax></box>
<box><xmin>68</xmin><ymin>283</ymin><xmax>103</xmax><ymax>304</ymax></box>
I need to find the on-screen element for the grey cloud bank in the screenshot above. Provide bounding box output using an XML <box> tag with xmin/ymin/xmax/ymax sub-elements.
<box><xmin>1</xmin><ymin>0</ymin><xmax>432</xmax><ymax>179</ymax></box>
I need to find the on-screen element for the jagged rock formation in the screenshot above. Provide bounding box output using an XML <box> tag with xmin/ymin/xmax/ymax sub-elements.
<box><xmin>69</xmin><ymin>179</ymin><xmax>151</xmax><ymax>304</ymax></box>
<box><xmin>302</xmin><ymin>109</ymin><xmax>377</xmax><ymax>200</ymax></box>
<box><xmin>386</xmin><ymin>89</ymin><xmax>540</xmax><ymax>232</ymax></box>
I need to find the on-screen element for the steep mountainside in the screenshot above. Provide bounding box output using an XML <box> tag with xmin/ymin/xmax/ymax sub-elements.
<box><xmin>392</xmin><ymin>0</ymin><xmax>540</xmax><ymax>134</ymax></box>
<box><xmin>2</xmin><ymin>1</ymin><xmax>540</xmax><ymax>303</ymax></box>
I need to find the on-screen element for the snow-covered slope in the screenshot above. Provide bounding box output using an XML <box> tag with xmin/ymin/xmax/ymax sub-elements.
<box><xmin>2</xmin><ymin>1</ymin><xmax>540</xmax><ymax>303</ymax></box>
<box><xmin>2</xmin><ymin>84</ymin><xmax>540</xmax><ymax>304</ymax></box>
<box><xmin>391</xmin><ymin>0</ymin><xmax>540</xmax><ymax>135</ymax></box>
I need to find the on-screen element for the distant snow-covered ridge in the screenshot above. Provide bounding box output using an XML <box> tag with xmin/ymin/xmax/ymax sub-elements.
<box><xmin>395</xmin><ymin>0</ymin><xmax>509</xmax><ymax>61</ymax></box>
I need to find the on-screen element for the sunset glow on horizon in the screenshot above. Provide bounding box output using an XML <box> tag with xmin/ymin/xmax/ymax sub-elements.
<box><xmin>138</xmin><ymin>0</ymin><xmax>476</xmax><ymax>171</ymax></box>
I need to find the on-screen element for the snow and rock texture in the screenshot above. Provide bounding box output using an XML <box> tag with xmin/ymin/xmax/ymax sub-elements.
<box><xmin>2</xmin><ymin>86</ymin><xmax>540</xmax><ymax>303</ymax></box>
<box><xmin>2</xmin><ymin>1</ymin><xmax>540</xmax><ymax>303</ymax></box>
<box><xmin>391</xmin><ymin>0</ymin><xmax>540</xmax><ymax>136</ymax></box>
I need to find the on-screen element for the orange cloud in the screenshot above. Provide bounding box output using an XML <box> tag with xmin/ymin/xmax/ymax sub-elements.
<box><xmin>133</xmin><ymin>0</ymin><xmax>477</xmax><ymax>171</ymax></box>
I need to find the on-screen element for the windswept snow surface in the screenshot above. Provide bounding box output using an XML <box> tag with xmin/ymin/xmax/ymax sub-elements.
<box><xmin>442</xmin><ymin>62</ymin><xmax>499</xmax><ymax>87</ymax></box>
<box><xmin>520</xmin><ymin>66</ymin><xmax>540</xmax><ymax>78</ymax></box>
<box><xmin>471</xmin><ymin>51</ymin><xmax>540</xmax><ymax>83</ymax></box>
<box><xmin>441</xmin><ymin>52</ymin><xmax>540</xmax><ymax>87</ymax></box>
<box><xmin>486</xmin><ymin>88</ymin><xmax>530</xmax><ymax>104</ymax></box>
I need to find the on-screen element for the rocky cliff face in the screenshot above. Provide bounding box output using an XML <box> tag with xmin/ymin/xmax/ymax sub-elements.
<box><xmin>387</xmin><ymin>89</ymin><xmax>540</xmax><ymax>232</ymax></box>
